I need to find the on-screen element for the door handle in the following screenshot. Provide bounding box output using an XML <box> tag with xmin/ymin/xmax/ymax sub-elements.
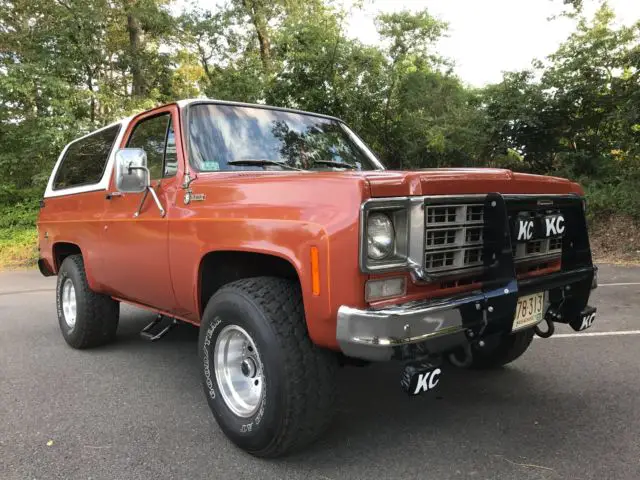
<box><xmin>106</xmin><ymin>192</ymin><xmax>123</xmax><ymax>200</ymax></box>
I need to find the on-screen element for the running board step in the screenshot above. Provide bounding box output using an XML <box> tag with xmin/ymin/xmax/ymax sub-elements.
<box><xmin>140</xmin><ymin>314</ymin><xmax>178</xmax><ymax>341</ymax></box>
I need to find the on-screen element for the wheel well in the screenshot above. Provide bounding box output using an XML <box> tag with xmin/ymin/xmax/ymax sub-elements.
<box><xmin>53</xmin><ymin>242</ymin><xmax>82</xmax><ymax>271</ymax></box>
<box><xmin>199</xmin><ymin>251</ymin><xmax>300</xmax><ymax>316</ymax></box>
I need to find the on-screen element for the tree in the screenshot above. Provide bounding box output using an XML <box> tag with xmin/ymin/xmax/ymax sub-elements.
<box><xmin>0</xmin><ymin>0</ymin><xmax>638</xmax><ymax>206</ymax></box>
<box><xmin>0</xmin><ymin>0</ymin><xmax>180</xmax><ymax>189</ymax></box>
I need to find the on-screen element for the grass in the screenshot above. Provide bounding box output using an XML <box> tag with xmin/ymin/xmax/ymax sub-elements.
<box><xmin>0</xmin><ymin>188</ymin><xmax>41</xmax><ymax>270</ymax></box>
<box><xmin>0</xmin><ymin>227</ymin><xmax>38</xmax><ymax>269</ymax></box>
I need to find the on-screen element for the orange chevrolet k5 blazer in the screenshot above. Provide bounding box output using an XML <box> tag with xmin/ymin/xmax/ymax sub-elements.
<box><xmin>37</xmin><ymin>99</ymin><xmax>597</xmax><ymax>457</ymax></box>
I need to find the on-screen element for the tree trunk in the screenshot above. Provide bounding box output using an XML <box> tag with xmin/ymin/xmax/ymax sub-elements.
<box><xmin>197</xmin><ymin>43</ymin><xmax>213</xmax><ymax>81</ymax></box>
<box><xmin>86</xmin><ymin>66</ymin><xmax>95</xmax><ymax>123</ymax></box>
<box><xmin>242</xmin><ymin>0</ymin><xmax>271</xmax><ymax>72</ymax></box>
<box><xmin>127</xmin><ymin>13</ymin><xmax>145</xmax><ymax>98</ymax></box>
<box><xmin>383</xmin><ymin>66</ymin><xmax>399</xmax><ymax>168</ymax></box>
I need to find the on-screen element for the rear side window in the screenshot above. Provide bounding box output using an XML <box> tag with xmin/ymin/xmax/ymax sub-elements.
<box><xmin>53</xmin><ymin>125</ymin><xmax>121</xmax><ymax>190</ymax></box>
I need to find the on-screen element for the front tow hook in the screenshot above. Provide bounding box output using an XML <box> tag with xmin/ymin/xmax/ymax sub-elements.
<box><xmin>535</xmin><ymin>316</ymin><xmax>555</xmax><ymax>338</ymax></box>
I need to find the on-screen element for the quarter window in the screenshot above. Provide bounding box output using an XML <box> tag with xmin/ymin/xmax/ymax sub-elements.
<box><xmin>164</xmin><ymin>122</ymin><xmax>178</xmax><ymax>177</ymax></box>
<box><xmin>126</xmin><ymin>113</ymin><xmax>177</xmax><ymax>179</ymax></box>
<box><xmin>53</xmin><ymin>125</ymin><xmax>120</xmax><ymax>190</ymax></box>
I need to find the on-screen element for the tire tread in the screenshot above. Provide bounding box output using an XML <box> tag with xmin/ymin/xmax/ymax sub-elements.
<box><xmin>57</xmin><ymin>255</ymin><xmax>119</xmax><ymax>349</ymax></box>
<box><xmin>210</xmin><ymin>277</ymin><xmax>336</xmax><ymax>457</ymax></box>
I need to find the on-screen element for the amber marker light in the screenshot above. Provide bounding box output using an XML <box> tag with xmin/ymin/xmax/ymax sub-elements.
<box><xmin>311</xmin><ymin>247</ymin><xmax>321</xmax><ymax>296</ymax></box>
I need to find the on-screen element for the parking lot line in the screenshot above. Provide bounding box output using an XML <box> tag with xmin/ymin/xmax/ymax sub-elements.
<box><xmin>0</xmin><ymin>288</ymin><xmax>55</xmax><ymax>296</ymax></box>
<box><xmin>544</xmin><ymin>330</ymin><xmax>640</xmax><ymax>338</ymax></box>
<box><xmin>597</xmin><ymin>282</ymin><xmax>640</xmax><ymax>287</ymax></box>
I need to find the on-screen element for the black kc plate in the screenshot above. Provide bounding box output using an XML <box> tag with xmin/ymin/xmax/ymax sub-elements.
<box><xmin>400</xmin><ymin>362</ymin><xmax>442</xmax><ymax>396</ymax></box>
<box><xmin>569</xmin><ymin>306</ymin><xmax>597</xmax><ymax>332</ymax></box>
<box><xmin>512</xmin><ymin>213</ymin><xmax>565</xmax><ymax>242</ymax></box>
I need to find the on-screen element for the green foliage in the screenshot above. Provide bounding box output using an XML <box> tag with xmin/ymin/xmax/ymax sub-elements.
<box><xmin>583</xmin><ymin>180</ymin><xmax>640</xmax><ymax>222</ymax></box>
<box><xmin>480</xmin><ymin>4</ymin><xmax>640</xmax><ymax>219</ymax></box>
<box><xmin>0</xmin><ymin>191</ymin><xmax>40</xmax><ymax>231</ymax></box>
<box><xmin>0</xmin><ymin>0</ymin><xmax>639</xmax><ymax>267</ymax></box>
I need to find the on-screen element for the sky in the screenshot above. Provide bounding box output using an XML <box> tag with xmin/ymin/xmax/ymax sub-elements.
<box><xmin>184</xmin><ymin>0</ymin><xmax>640</xmax><ymax>87</ymax></box>
<box><xmin>342</xmin><ymin>0</ymin><xmax>640</xmax><ymax>87</ymax></box>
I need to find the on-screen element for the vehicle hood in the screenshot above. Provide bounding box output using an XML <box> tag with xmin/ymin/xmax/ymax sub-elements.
<box><xmin>360</xmin><ymin>169</ymin><xmax>583</xmax><ymax>198</ymax></box>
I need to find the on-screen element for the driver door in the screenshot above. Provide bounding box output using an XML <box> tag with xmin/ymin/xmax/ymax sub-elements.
<box><xmin>99</xmin><ymin>106</ymin><xmax>181</xmax><ymax>312</ymax></box>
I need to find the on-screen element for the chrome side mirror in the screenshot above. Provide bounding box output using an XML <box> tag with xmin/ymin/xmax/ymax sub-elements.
<box><xmin>114</xmin><ymin>148</ymin><xmax>150</xmax><ymax>193</ymax></box>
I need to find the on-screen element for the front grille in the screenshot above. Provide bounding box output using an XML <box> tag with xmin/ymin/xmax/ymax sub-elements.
<box><xmin>422</xmin><ymin>198</ymin><xmax>564</xmax><ymax>278</ymax></box>
<box><xmin>424</xmin><ymin>203</ymin><xmax>485</xmax><ymax>275</ymax></box>
<box><xmin>513</xmin><ymin>238</ymin><xmax>562</xmax><ymax>262</ymax></box>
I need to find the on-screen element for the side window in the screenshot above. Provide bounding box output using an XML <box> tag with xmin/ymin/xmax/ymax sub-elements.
<box><xmin>126</xmin><ymin>113</ymin><xmax>177</xmax><ymax>179</ymax></box>
<box><xmin>53</xmin><ymin>125</ymin><xmax>120</xmax><ymax>190</ymax></box>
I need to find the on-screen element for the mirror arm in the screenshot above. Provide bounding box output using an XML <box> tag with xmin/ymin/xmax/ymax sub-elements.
<box><xmin>133</xmin><ymin>186</ymin><xmax>166</xmax><ymax>218</ymax></box>
<box><xmin>133</xmin><ymin>189</ymin><xmax>149</xmax><ymax>218</ymax></box>
<box><xmin>147</xmin><ymin>186</ymin><xmax>166</xmax><ymax>217</ymax></box>
<box><xmin>124</xmin><ymin>163</ymin><xmax>165</xmax><ymax>218</ymax></box>
<box><xmin>127</xmin><ymin>162</ymin><xmax>147</xmax><ymax>175</ymax></box>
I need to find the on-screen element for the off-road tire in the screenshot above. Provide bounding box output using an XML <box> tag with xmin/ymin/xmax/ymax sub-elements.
<box><xmin>198</xmin><ymin>277</ymin><xmax>337</xmax><ymax>458</ymax></box>
<box><xmin>468</xmin><ymin>328</ymin><xmax>535</xmax><ymax>369</ymax></box>
<box><xmin>56</xmin><ymin>255</ymin><xmax>119</xmax><ymax>349</ymax></box>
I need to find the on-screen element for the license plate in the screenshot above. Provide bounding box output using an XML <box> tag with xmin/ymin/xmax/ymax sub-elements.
<box><xmin>512</xmin><ymin>292</ymin><xmax>545</xmax><ymax>331</ymax></box>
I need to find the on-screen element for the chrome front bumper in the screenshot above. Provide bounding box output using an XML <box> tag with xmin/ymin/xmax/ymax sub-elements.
<box><xmin>336</xmin><ymin>266</ymin><xmax>597</xmax><ymax>362</ymax></box>
<box><xmin>337</xmin><ymin>293</ymin><xmax>483</xmax><ymax>361</ymax></box>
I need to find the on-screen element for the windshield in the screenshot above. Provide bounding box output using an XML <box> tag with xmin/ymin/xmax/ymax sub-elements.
<box><xmin>187</xmin><ymin>103</ymin><xmax>382</xmax><ymax>172</ymax></box>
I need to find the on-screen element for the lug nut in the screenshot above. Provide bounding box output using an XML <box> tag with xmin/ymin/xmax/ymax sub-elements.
<box><xmin>488</xmin><ymin>306</ymin><xmax>494</xmax><ymax>313</ymax></box>
<box><xmin>478</xmin><ymin>340</ymin><xmax>486</xmax><ymax>348</ymax></box>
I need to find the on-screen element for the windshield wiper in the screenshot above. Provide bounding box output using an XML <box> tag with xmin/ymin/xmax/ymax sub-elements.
<box><xmin>227</xmin><ymin>159</ymin><xmax>304</xmax><ymax>171</ymax></box>
<box><xmin>311</xmin><ymin>160</ymin><xmax>356</xmax><ymax>170</ymax></box>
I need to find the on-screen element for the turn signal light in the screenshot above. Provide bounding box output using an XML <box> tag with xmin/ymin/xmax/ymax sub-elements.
<box><xmin>311</xmin><ymin>247</ymin><xmax>320</xmax><ymax>296</ymax></box>
<box><xmin>365</xmin><ymin>277</ymin><xmax>406</xmax><ymax>302</ymax></box>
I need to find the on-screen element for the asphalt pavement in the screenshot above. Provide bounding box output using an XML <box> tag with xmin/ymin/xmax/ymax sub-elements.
<box><xmin>1</xmin><ymin>265</ymin><xmax>639</xmax><ymax>480</ymax></box>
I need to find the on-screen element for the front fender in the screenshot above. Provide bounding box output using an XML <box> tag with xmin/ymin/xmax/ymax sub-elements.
<box><xmin>169</xmin><ymin>218</ymin><xmax>337</xmax><ymax>345</ymax></box>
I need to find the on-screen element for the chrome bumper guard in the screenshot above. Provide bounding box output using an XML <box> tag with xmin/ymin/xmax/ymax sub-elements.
<box><xmin>337</xmin><ymin>285</ymin><xmax>507</xmax><ymax>362</ymax></box>
<box><xmin>337</xmin><ymin>295</ymin><xmax>473</xmax><ymax>362</ymax></box>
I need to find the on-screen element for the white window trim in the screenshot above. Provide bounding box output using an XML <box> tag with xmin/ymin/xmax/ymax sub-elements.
<box><xmin>44</xmin><ymin>117</ymin><xmax>133</xmax><ymax>198</ymax></box>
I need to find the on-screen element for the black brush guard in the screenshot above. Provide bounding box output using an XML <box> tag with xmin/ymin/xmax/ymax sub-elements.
<box><xmin>464</xmin><ymin>193</ymin><xmax>596</xmax><ymax>337</ymax></box>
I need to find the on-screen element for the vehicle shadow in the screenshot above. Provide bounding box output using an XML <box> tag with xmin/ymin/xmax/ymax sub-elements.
<box><xmin>105</xmin><ymin>308</ymin><xmax>592</xmax><ymax>471</ymax></box>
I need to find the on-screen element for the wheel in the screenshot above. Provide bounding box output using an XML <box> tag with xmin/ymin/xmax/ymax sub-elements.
<box><xmin>198</xmin><ymin>277</ymin><xmax>337</xmax><ymax>458</ymax></box>
<box><xmin>56</xmin><ymin>255</ymin><xmax>119</xmax><ymax>349</ymax></box>
<box><xmin>465</xmin><ymin>328</ymin><xmax>535</xmax><ymax>369</ymax></box>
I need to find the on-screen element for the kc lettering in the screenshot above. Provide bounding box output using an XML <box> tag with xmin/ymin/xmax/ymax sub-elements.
<box><xmin>518</xmin><ymin>220</ymin><xmax>534</xmax><ymax>241</ymax></box>
<box><xmin>413</xmin><ymin>368</ymin><xmax>442</xmax><ymax>395</ymax></box>
<box><xmin>580</xmin><ymin>312</ymin><xmax>596</xmax><ymax>330</ymax></box>
<box><xmin>545</xmin><ymin>215</ymin><xmax>565</xmax><ymax>237</ymax></box>
<box><xmin>518</xmin><ymin>220</ymin><xmax>533</xmax><ymax>240</ymax></box>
